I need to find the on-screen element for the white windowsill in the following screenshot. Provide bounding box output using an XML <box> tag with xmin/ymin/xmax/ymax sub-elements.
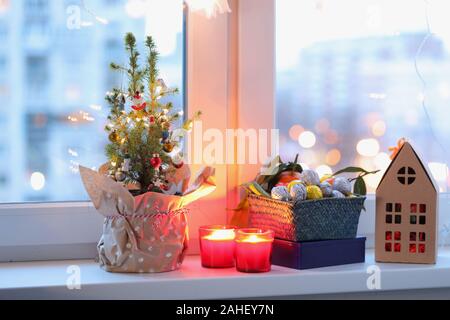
<box><xmin>1</xmin><ymin>249</ymin><xmax>450</xmax><ymax>300</ymax></box>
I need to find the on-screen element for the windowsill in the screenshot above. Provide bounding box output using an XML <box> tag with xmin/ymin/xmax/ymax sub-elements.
<box><xmin>1</xmin><ymin>249</ymin><xmax>450</xmax><ymax>299</ymax></box>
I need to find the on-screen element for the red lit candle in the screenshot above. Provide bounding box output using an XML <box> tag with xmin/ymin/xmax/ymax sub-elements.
<box><xmin>235</xmin><ymin>229</ymin><xmax>275</xmax><ymax>273</ymax></box>
<box><xmin>199</xmin><ymin>225</ymin><xmax>236</xmax><ymax>268</ymax></box>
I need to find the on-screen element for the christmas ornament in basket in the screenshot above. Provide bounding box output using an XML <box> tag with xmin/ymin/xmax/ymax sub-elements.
<box><xmin>80</xmin><ymin>166</ymin><xmax>216</xmax><ymax>273</ymax></box>
<box><xmin>241</xmin><ymin>155</ymin><xmax>377</xmax><ymax>242</ymax></box>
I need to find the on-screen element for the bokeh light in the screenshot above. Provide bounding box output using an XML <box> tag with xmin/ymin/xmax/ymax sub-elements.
<box><xmin>372</xmin><ymin>120</ymin><xmax>386</xmax><ymax>137</ymax></box>
<box><xmin>315</xmin><ymin>118</ymin><xmax>330</xmax><ymax>133</ymax></box>
<box><xmin>316</xmin><ymin>165</ymin><xmax>333</xmax><ymax>178</ymax></box>
<box><xmin>324</xmin><ymin>130</ymin><xmax>339</xmax><ymax>145</ymax></box>
<box><xmin>298</xmin><ymin>131</ymin><xmax>317</xmax><ymax>149</ymax></box>
<box><xmin>289</xmin><ymin>124</ymin><xmax>305</xmax><ymax>141</ymax></box>
<box><xmin>374</xmin><ymin>152</ymin><xmax>391</xmax><ymax>170</ymax></box>
<box><xmin>428</xmin><ymin>162</ymin><xmax>449</xmax><ymax>182</ymax></box>
<box><xmin>30</xmin><ymin>172</ymin><xmax>46</xmax><ymax>191</ymax></box>
<box><xmin>357</xmin><ymin>139</ymin><xmax>380</xmax><ymax>157</ymax></box>
<box><xmin>326</xmin><ymin>149</ymin><xmax>342</xmax><ymax>166</ymax></box>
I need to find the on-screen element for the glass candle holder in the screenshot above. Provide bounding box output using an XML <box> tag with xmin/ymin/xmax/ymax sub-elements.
<box><xmin>235</xmin><ymin>229</ymin><xmax>275</xmax><ymax>273</ymax></box>
<box><xmin>199</xmin><ymin>225</ymin><xmax>237</xmax><ymax>268</ymax></box>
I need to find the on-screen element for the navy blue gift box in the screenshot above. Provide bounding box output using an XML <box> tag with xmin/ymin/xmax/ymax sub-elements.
<box><xmin>272</xmin><ymin>237</ymin><xmax>366</xmax><ymax>270</ymax></box>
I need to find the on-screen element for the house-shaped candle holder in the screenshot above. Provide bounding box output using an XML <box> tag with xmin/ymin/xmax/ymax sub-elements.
<box><xmin>375</xmin><ymin>142</ymin><xmax>438</xmax><ymax>264</ymax></box>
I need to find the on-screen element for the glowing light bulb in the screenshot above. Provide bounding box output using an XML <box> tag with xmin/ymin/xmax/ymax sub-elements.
<box><xmin>30</xmin><ymin>172</ymin><xmax>46</xmax><ymax>191</ymax></box>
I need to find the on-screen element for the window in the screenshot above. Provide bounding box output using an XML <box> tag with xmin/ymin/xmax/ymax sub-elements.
<box><xmin>397</xmin><ymin>167</ymin><xmax>416</xmax><ymax>185</ymax></box>
<box><xmin>276</xmin><ymin>0</ymin><xmax>450</xmax><ymax>193</ymax></box>
<box><xmin>0</xmin><ymin>0</ymin><xmax>185</xmax><ymax>202</ymax></box>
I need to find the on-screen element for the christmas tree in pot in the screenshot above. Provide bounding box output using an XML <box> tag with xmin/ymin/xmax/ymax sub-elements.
<box><xmin>103</xmin><ymin>33</ymin><xmax>201</xmax><ymax>196</ymax></box>
<box><xmin>79</xmin><ymin>33</ymin><xmax>215</xmax><ymax>274</ymax></box>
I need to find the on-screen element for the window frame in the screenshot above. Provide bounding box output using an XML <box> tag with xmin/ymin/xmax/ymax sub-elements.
<box><xmin>1</xmin><ymin>0</ymin><xmax>449</xmax><ymax>263</ymax></box>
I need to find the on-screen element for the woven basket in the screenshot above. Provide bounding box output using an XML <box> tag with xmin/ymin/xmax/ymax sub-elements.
<box><xmin>248</xmin><ymin>194</ymin><xmax>365</xmax><ymax>242</ymax></box>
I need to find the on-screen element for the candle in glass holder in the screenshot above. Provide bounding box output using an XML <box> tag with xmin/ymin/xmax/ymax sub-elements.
<box><xmin>199</xmin><ymin>225</ymin><xmax>237</xmax><ymax>268</ymax></box>
<box><xmin>235</xmin><ymin>229</ymin><xmax>275</xmax><ymax>273</ymax></box>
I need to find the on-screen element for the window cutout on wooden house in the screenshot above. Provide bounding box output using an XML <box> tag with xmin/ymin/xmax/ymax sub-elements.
<box><xmin>419</xmin><ymin>216</ymin><xmax>426</xmax><ymax>225</ymax></box>
<box><xmin>394</xmin><ymin>243</ymin><xmax>401</xmax><ymax>252</ymax></box>
<box><xmin>410</xmin><ymin>232</ymin><xmax>417</xmax><ymax>241</ymax></box>
<box><xmin>397</xmin><ymin>167</ymin><xmax>416</xmax><ymax>185</ymax></box>
<box><xmin>419</xmin><ymin>232</ymin><xmax>426</xmax><ymax>242</ymax></box>
<box><xmin>395</xmin><ymin>203</ymin><xmax>402</xmax><ymax>213</ymax></box>
<box><xmin>420</xmin><ymin>204</ymin><xmax>427</xmax><ymax>213</ymax></box>
<box><xmin>386</xmin><ymin>203</ymin><xmax>393</xmax><ymax>212</ymax></box>
<box><xmin>386</xmin><ymin>215</ymin><xmax>393</xmax><ymax>224</ymax></box>
<box><xmin>394</xmin><ymin>231</ymin><xmax>401</xmax><ymax>241</ymax></box>
<box><xmin>410</xmin><ymin>204</ymin><xmax>417</xmax><ymax>213</ymax></box>
<box><xmin>409</xmin><ymin>244</ymin><xmax>417</xmax><ymax>253</ymax></box>
<box><xmin>395</xmin><ymin>215</ymin><xmax>402</xmax><ymax>224</ymax></box>
<box><xmin>419</xmin><ymin>244</ymin><xmax>426</xmax><ymax>254</ymax></box>
<box><xmin>410</xmin><ymin>215</ymin><xmax>417</xmax><ymax>225</ymax></box>
<box><xmin>385</xmin><ymin>243</ymin><xmax>392</xmax><ymax>252</ymax></box>
<box><xmin>386</xmin><ymin>231</ymin><xmax>392</xmax><ymax>241</ymax></box>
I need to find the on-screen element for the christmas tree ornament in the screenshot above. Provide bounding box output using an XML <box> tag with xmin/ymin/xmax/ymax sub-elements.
<box><xmin>162</xmin><ymin>130</ymin><xmax>170</xmax><ymax>141</ymax></box>
<box><xmin>163</xmin><ymin>142</ymin><xmax>175</xmax><ymax>153</ymax></box>
<box><xmin>301</xmin><ymin>170</ymin><xmax>321</xmax><ymax>186</ymax></box>
<box><xmin>109</xmin><ymin>131</ymin><xmax>120</xmax><ymax>143</ymax></box>
<box><xmin>131</xmin><ymin>91</ymin><xmax>146</xmax><ymax>111</ymax></box>
<box><xmin>149</xmin><ymin>115</ymin><xmax>156</xmax><ymax>125</ymax></box>
<box><xmin>160</xmin><ymin>163</ymin><xmax>170</xmax><ymax>173</ymax></box>
<box><xmin>115</xmin><ymin>170</ymin><xmax>126</xmax><ymax>182</ymax></box>
<box><xmin>157</xmin><ymin>78</ymin><xmax>168</xmax><ymax>91</ymax></box>
<box><xmin>172</xmin><ymin>153</ymin><xmax>184</xmax><ymax>169</ymax></box>
<box><xmin>150</xmin><ymin>154</ymin><xmax>162</xmax><ymax>170</ymax></box>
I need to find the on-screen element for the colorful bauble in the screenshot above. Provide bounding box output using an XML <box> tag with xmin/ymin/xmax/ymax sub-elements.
<box><xmin>320</xmin><ymin>182</ymin><xmax>333</xmax><ymax>198</ymax></box>
<box><xmin>163</xmin><ymin>142</ymin><xmax>175</xmax><ymax>153</ymax></box>
<box><xmin>306</xmin><ymin>185</ymin><xmax>323</xmax><ymax>200</ymax></box>
<box><xmin>333</xmin><ymin>177</ymin><xmax>352</xmax><ymax>195</ymax></box>
<box><xmin>149</xmin><ymin>154</ymin><xmax>162</xmax><ymax>170</ymax></box>
<box><xmin>160</xmin><ymin>163</ymin><xmax>170</xmax><ymax>173</ymax></box>
<box><xmin>172</xmin><ymin>153</ymin><xmax>184</xmax><ymax>169</ymax></box>
<box><xmin>108</xmin><ymin>131</ymin><xmax>119</xmax><ymax>143</ymax></box>
<box><xmin>131</xmin><ymin>91</ymin><xmax>146</xmax><ymax>111</ymax></box>
<box><xmin>290</xmin><ymin>183</ymin><xmax>307</xmax><ymax>202</ymax></box>
<box><xmin>115</xmin><ymin>170</ymin><xmax>126</xmax><ymax>182</ymax></box>
<box><xmin>332</xmin><ymin>190</ymin><xmax>346</xmax><ymax>199</ymax></box>
<box><xmin>162</xmin><ymin>130</ymin><xmax>170</xmax><ymax>141</ymax></box>
<box><xmin>301</xmin><ymin>170</ymin><xmax>321</xmax><ymax>186</ymax></box>
<box><xmin>271</xmin><ymin>186</ymin><xmax>291</xmax><ymax>202</ymax></box>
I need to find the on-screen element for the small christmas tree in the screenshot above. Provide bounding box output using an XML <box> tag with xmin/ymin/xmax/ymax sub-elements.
<box><xmin>104</xmin><ymin>33</ymin><xmax>200</xmax><ymax>195</ymax></box>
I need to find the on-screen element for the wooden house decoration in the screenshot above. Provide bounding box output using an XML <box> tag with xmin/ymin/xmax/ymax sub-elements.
<box><xmin>375</xmin><ymin>142</ymin><xmax>438</xmax><ymax>264</ymax></box>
